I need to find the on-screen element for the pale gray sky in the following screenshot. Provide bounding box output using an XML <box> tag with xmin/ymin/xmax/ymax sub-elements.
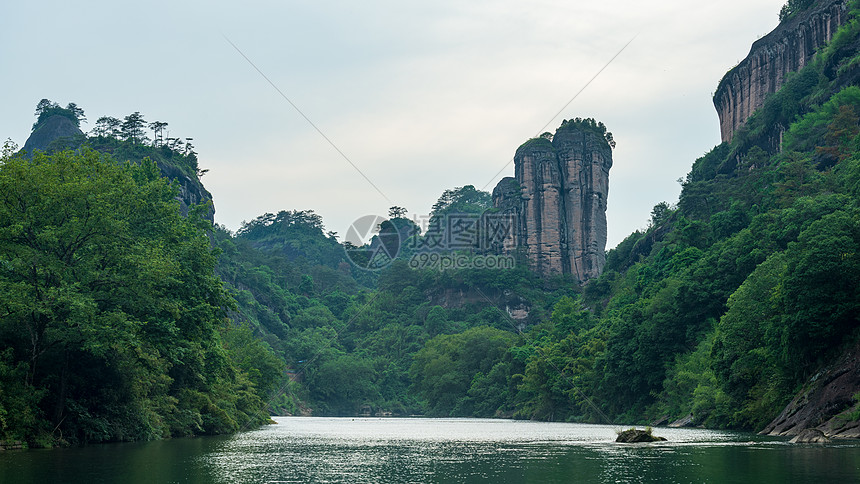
<box><xmin>1</xmin><ymin>0</ymin><xmax>786</xmax><ymax>248</ymax></box>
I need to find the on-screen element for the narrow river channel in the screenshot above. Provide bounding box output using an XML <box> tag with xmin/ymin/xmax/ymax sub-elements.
<box><xmin>2</xmin><ymin>417</ymin><xmax>859</xmax><ymax>483</ymax></box>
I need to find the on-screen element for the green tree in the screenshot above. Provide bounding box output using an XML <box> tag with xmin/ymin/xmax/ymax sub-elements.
<box><xmin>0</xmin><ymin>148</ymin><xmax>266</xmax><ymax>445</ymax></box>
<box><xmin>388</xmin><ymin>206</ymin><xmax>408</xmax><ymax>219</ymax></box>
<box><xmin>92</xmin><ymin>116</ymin><xmax>122</xmax><ymax>138</ymax></box>
<box><xmin>650</xmin><ymin>202</ymin><xmax>673</xmax><ymax>228</ymax></box>
<box><xmin>121</xmin><ymin>112</ymin><xmax>149</xmax><ymax>144</ymax></box>
<box><xmin>31</xmin><ymin>99</ymin><xmax>84</xmax><ymax>131</ymax></box>
<box><xmin>410</xmin><ymin>326</ymin><xmax>516</xmax><ymax>416</ymax></box>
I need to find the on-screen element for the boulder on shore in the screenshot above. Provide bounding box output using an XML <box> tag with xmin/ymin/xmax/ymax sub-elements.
<box><xmin>668</xmin><ymin>414</ymin><xmax>695</xmax><ymax>428</ymax></box>
<box><xmin>615</xmin><ymin>428</ymin><xmax>667</xmax><ymax>443</ymax></box>
<box><xmin>790</xmin><ymin>429</ymin><xmax>831</xmax><ymax>444</ymax></box>
<box><xmin>761</xmin><ymin>338</ymin><xmax>860</xmax><ymax>440</ymax></box>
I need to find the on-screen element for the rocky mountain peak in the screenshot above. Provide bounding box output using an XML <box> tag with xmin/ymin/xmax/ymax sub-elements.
<box><xmin>23</xmin><ymin>114</ymin><xmax>84</xmax><ymax>153</ymax></box>
<box><xmin>492</xmin><ymin>120</ymin><xmax>612</xmax><ymax>283</ymax></box>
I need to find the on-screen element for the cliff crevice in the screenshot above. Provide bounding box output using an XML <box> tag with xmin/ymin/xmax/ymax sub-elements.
<box><xmin>492</xmin><ymin>122</ymin><xmax>611</xmax><ymax>282</ymax></box>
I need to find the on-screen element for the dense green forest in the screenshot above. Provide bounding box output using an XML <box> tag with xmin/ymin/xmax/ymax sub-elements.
<box><xmin>2</xmin><ymin>0</ymin><xmax>860</xmax><ymax>449</ymax></box>
<box><xmin>0</xmin><ymin>147</ymin><xmax>278</xmax><ymax>446</ymax></box>
<box><xmin>208</xmin><ymin>0</ymin><xmax>860</xmax><ymax>429</ymax></box>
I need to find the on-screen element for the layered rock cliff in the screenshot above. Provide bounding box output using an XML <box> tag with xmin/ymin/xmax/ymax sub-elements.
<box><xmin>714</xmin><ymin>0</ymin><xmax>850</xmax><ymax>143</ymax></box>
<box><xmin>492</xmin><ymin>120</ymin><xmax>612</xmax><ymax>282</ymax></box>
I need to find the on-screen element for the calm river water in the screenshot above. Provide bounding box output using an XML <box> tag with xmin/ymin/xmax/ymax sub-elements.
<box><xmin>1</xmin><ymin>417</ymin><xmax>859</xmax><ymax>483</ymax></box>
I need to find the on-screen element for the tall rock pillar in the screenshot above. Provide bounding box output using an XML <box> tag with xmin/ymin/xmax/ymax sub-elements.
<box><xmin>493</xmin><ymin>119</ymin><xmax>612</xmax><ymax>283</ymax></box>
<box><xmin>555</xmin><ymin>125</ymin><xmax>612</xmax><ymax>281</ymax></box>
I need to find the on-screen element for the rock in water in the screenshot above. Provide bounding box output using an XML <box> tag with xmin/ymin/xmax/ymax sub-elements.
<box><xmin>790</xmin><ymin>429</ymin><xmax>831</xmax><ymax>444</ymax></box>
<box><xmin>615</xmin><ymin>428</ymin><xmax>667</xmax><ymax>443</ymax></box>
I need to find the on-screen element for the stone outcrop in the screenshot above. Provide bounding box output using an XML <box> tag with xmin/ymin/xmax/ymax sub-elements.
<box><xmin>492</xmin><ymin>121</ymin><xmax>612</xmax><ymax>282</ymax></box>
<box><xmin>668</xmin><ymin>414</ymin><xmax>695</xmax><ymax>428</ymax></box>
<box><xmin>23</xmin><ymin>115</ymin><xmax>84</xmax><ymax>153</ymax></box>
<box><xmin>761</xmin><ymin>338</ymin><xmax>860</xmax><ymax>440</ymax></box>
<box><xmin>790</xmin><ymin>428</ymin><xmax>831</xmax><ymax>443</ymax></box>
<box><xmin>427</xmin><ymin>287</ymin><xmax>531</xmax><ymax>329</ymax></box>
<box><xmin>615</xmin><ymin>428</ymin><xmax>667</xmax><ymax>443</ymax></box>
<box><xmin>157</xmin><ymin>161</ymin><xmax>215</xmax><ymax>222</ymax></box>
<box><xmin>713</xmin><ymin>0</ymin><xmax>850</xmax><ymax>143</ymax></box>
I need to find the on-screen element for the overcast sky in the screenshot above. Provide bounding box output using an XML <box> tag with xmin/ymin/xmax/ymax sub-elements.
<box><xmin>1</xmin><ymin>0</ymin><xmax>787</xmax><ymax>248</ymax></box>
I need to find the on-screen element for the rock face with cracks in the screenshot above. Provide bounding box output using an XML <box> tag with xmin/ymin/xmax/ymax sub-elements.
<box><xmin>492</xmin><ymin>122</ymin><xmax>611</xmax><ymax>283</ymax></box>
<box><xmin>713</xmin><ymin>0</ymin><xmax>850</xmax><ymax>143</ymax></box>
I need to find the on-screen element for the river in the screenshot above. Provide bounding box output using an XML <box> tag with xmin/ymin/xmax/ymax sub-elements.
<box><xmin>1</xmin><ymin>417</ymin><xmax>859</xmax><ymax>483</ymax></box>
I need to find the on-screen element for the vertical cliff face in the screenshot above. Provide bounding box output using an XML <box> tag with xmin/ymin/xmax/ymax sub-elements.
<box><xmin>23</xmin><ymin>115</ymin><xmax>84</xmax><ymax>153</ymax></box>
<box><xmin>714</xmin><ymin>0</ymin><xmax>849</xmax><ymax>143</ymax></box>
<box><xmin>492</xmin><ymin>122</ymin><xmax>612</xmax><ymax>282</ymax></box>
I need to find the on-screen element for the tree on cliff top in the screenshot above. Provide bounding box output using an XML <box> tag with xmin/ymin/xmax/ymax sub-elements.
<box><xmin>120</xmin><ymin>112</ymin><xmax>149</xmax><ymax>144</ymax></box>
<box><xmin>779</xmin><ymin>0</ymin><xmax>817</xmax><ymax>22</ymax></box>
<box><xmin>558</xmin><ymin>117</ymin><xmax>616</xmax><ymax>149</ymax></box>
<box><xmin>32</xmin><ymin>99</ymin><xmax>86</xmax><ymax>131</ymax></box>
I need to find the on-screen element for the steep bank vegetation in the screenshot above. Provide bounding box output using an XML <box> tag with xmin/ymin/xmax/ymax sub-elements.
<box><xmin>3</xmin><ymin>1</ymin><xmax>860</xmax><ymax>448</ymax></box>
<box><xmin>0</xmin><ymin>148</ymin><xmax>278</xmax><ymax>446</ymax></box>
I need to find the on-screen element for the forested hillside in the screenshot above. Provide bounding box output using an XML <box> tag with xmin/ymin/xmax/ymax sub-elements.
<box><xmin>0</xmin><ymin>147</ymin><xmax>277</xmax><ymax>446</ymax></box>
<box><xmin>211</xmin><ymin>0</ymin><xmax>860</xmax><ymax>430</ymax></box>
<box><xmin>3</xmin><ymin>0</ymin><xmax>860</xmax><ymax>449</ymax></box>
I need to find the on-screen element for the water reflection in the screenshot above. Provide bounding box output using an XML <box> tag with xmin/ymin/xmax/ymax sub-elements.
<box><xmin>0</xmin><ymin>435</ymin><xmax>228</xmax><ymax>483</ymax></box>
<box><xmin>203</xmin><ymin>418</ymin><xmax>860</xmax><ymax>484</ymax></box>
<box><xmin>1</xmin><ymin>417</ymin><xmax>859</xmax><ymax>483</ymax></box>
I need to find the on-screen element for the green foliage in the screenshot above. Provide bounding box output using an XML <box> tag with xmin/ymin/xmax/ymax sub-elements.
<box><xmin>410</xmin><ymin>326</ymin><xmax>518</xmax><ymax>416</ymax></box>
<box><xmin>29</xmin><ymin>103</ymin><xmax>202</xmax><ymax>185</ymax></box>
<box><xmin>779</xmin><ymin>0</ymin><xmax>816</xmax><ymax>22</ymax></box>
<box><xmin>652</xmin><ymin>331</ymin><xmax>726</xmax><ymax>426</ymax></box>
<box><xmin>519</xmin><ymin>118</ymin><xmax>616</xmax><ymax>152</ymax></box>
<box><xmin>513</xmin><ymin>298</ymin><xmax>603</xmax><ymax>422</ymax></box>
<box><xmin>517</xmin><ymin>136</ymin><xmax>554</xmax><ymax>152</ymax></box>
<box><xmin>558</xmin><ymin>117</ymin><xmax>616</xmax><ymax>149</ymax></box>
<box><xmin>590</xmin><ymin>79</ymin><xmax>860</xmax><ymax>430</ymax></box>
<box><xmin>236</xmin><ymin>210</ymin><xmax>349</xmax><ymax>269</ymax></box>
<box><xmin>649</xmin><ymin>202</ymin><xmax>674</xmax><ymax>228</ymax></box>
<box><xmin>32</xmin><ymin>99</ymin><xmax>85</xmax><ymax>131</ymax></box>
<box><xmin>430</xmin><ymin>185</ymin><xmax>491</xmax><ymax>219</ymax></box>
<box><xmin>0</xmin><ymin>149</ymin><xmax>270</xmax><ymax>445</ymax></box>
<box><xmin>214</xmin><ymin>202</ymin><xmax>542</xmax><ymax>417</ymax></box>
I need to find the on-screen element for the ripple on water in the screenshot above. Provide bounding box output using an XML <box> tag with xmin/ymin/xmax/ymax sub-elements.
<box><xmin>200</xmin><ymin>417</ymin><xmax>849</xmax><ymax>484</ymax></box>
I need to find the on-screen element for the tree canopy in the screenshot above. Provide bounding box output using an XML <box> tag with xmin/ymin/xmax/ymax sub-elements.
<box><xmin>0</xmin><ymin>148</ymin><xmax>275</xmax><ymax>446</ymax></box>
